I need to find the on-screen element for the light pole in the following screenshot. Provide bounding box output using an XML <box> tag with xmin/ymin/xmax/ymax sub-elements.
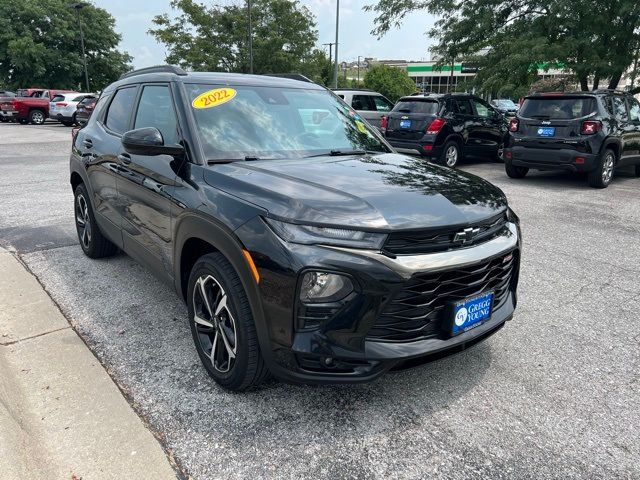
<box><xmin>70</xmin><ymin>3</ymin><xmax>90</xmax><ymax>92</ymax></box>
<box><xmin>332</xmin><ymin>0</ymin><xmax>339</xmax><ymax>88</ymax></box>
<box><xmin>248</xmin><ymin>0</ymin><xmax>253</xmax><ymax>73</ymax></box>
<box><xmin>357</xmin><ymin>55</ymin><xmax>362</xmax><ymax>83</ymax></box>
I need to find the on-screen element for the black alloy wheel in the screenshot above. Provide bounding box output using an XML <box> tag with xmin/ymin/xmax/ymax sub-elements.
<box><xmin>588</xmin><ymin>149</ymin><xmax>615</xmax><ymax>188</ymax></box>
<box><xmin>73</xmin><ymin>184</ymin><xmax>118</xmax><ymax>258</ymax></box>
<box><xmin>187</xmin><ymin>253</ymin><xmax>269</xmax><ymax>391</ymax></box>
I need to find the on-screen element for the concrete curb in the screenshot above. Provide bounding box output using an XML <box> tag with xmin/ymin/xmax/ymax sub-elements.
<box><xmin>0</xmin><ymin>248</ymin><xmax>178</xmax><ymax>479</ymax></box>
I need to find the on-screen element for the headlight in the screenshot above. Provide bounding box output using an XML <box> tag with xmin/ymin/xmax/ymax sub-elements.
<box><xmin>299</xmin><ymin>272</ymin><xmax>353</xmax><ymax>303</ymax></box>
<box><xmin>506</xmin><ymin>207</ymin><xmax>520</xmax><ymax>225</ymax></box>
<box><xmin>265</xmin><ymin>218</ymin><xmax>387</xmax><ymax>249</ymax></box>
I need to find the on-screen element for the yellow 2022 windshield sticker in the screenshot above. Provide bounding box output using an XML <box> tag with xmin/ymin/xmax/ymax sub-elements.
<box><xmin>192</xmin><ymin>88</ymin><xmax>237</xmax><ymax>109</ymax></box>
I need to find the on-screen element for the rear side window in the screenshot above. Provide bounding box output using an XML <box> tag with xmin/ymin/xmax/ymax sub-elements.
<box><xmin>519</xmin><ymin>97</ymin><xmax>596</xmax><ymax>119</ymax></box>
<box><xmin>612</xmin><ymin>96</ymin><xmax>628</xmax><ymax>122</ymax></box>
<box><xmin>72</xmin><ymin>95</ymin><xmax>88</xmax><ymax>102</ymax></box>
<box><xmin>352</xmin><ymin>95</ymin><xmax>376</xmax><ymax>111</ymax></box>
<box><xmin>105</xmin><ymin>87</ymin><xmax>137</xmax><ymax>134</ymax></box>
<box><xmin>393</xmin><ymin>100</ymin><xmax>439</xmax><ymax>114</ymax></box>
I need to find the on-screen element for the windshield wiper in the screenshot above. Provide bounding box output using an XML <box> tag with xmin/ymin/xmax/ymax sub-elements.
<box><xmin>207</xmin><ymin>155</ymin><xmax>266</xmax><ymax>164</ymax></box>
<box><xmin>305</xmin><ymin>149</ymin><xmax>371</xmax><ymax>158</ymax></box>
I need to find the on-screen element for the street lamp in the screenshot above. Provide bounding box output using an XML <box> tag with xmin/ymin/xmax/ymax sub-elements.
<box><xmin>70</xmin><ymin>2</ymin><xmax>90</xmax><ymax>92</ymax></box>
<box><xmin>332</xmin><ymin>0</ymin><xmax>339</xmax><ymax>88</ymax></box>
<box><xmin>248</xmin><ymin>0</ymin><xmax>253</xmax><ymax>74</ymax></box>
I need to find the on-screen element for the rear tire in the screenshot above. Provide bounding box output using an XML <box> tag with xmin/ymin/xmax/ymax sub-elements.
<box><xmin>29</xmin><ymin>109</ymin><xmax>45</xmax><ymax>125</ymax></box>
<box><xmin>634</xmin><ymin>165</ymin><xmax>640</xmax><ymax>177</ymax></box>
<box><xmin>588</xmin><ymin>149</ymin><xmax>615</xmax><ymax>188</ymax></box>
<box><xmin>437</xmin><ymin>140</ymin><xmax>461</xmax><ymax>168</ymax></box>
<box><xmin>495</xmin><ymin>142</ymin><xmax>505</xmax><ymax>162</ymax></box>
<box><xmin>505</xmin><ymin>163</ymin><xmax>529</xmax><ymax>179</ymax></box>
<box><xmin>187</xmin><ymin>253</ymin><xmax>269</xmax><ymax>391</ymax></box>
<box><xmin>73</xmin><ymin>183</ymin><xmax>118</xmax><ymax>258</ymax></box>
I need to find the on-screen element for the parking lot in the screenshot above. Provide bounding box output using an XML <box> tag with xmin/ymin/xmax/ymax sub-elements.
<box><xmin>1</xmin><ymin>121</ymin><xmax>639</xmax><ymax>479</ymax></box>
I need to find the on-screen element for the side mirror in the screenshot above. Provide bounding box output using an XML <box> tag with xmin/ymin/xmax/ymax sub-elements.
<box><xmin>121</xmin><ymin>127</ymin><xmax>184</xmax><ymax>158</ymax></box>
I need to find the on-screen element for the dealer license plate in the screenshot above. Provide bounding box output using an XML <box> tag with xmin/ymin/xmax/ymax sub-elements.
<box><xmin>450</xmin><ymin>291</ymin><xmax>494</xmax><ymax>336</ymax></box>
<box><xmin>537</xmin><ymin>126</ymin><xmax>555</xmax><ymax>137</ymax></box>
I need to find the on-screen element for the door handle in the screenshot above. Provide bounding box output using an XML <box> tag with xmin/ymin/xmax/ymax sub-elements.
<box><xmin>83</xmin><ymin>138</ymin><xmax>93</xmax><ymax>148</ymax></box>
<box><xmin>118</xmin><ymin>153</ymin><xmax>132</xmax><ymax>165</ymax></box>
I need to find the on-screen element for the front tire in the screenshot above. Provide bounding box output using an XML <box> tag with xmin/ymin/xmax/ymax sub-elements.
<box><xmin>187</xmin><ymin>253</ymin><xmax>269</xmax><ymax>391</ymax></box>
<box><xmin>29</xmin><ymin>109</ymin><xmax>45</xmax><ymax>125</ymax></box>
<box><xmin>437</xmin><ymin>140</ymin><xmax>461</xmax><ymax>168</ymax></box>
<box><xmin>74</xmin><ymin>184</ymin><xmax>118</xmax><ymax>258</ymax></box>
<box><xmin>505</xmin><ymin>163</ymin><xmax>529</xmax><ymax>178</ymax></box>
<box><xmin>588</xmin><ymin>149</ymin><xmax>615</xmax><ymax>188</ymax></box>
<box><xmin>634</xmin><ymin>164</ymin><xmax>640</xmax><ymax>177</ymax></box>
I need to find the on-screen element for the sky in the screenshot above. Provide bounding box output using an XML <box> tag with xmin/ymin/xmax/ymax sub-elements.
<box><xmin>92</xmin><ymin>0</ymin><xmax>438</xmax><ymax>68</ymax></box>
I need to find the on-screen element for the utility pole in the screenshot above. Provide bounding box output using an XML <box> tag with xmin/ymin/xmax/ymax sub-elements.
<box><xmin>71</xmin><ymin>3</ymin><xmax>90</xmax><ymax>92</ymax></box>
<box><xmin>357</xmin><ymin>55</ymin><xmax>362</xmax><ymax>83</ymax></box>
<box><xmin>248</xmin><ymin>0</ymin><xmax>253</xmax><ymax>73</ymax></box>
<box><xmin>332</xmin><ymin>0</ymin><xmax>339</xmax><ymax>88</ymax></box>
<box><xmin>323</xmin><ymin>42</ymin><xmax>335</xmax><ymax>67</ymax></box>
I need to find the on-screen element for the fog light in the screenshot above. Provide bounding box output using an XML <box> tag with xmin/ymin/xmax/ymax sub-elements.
<box><xmin>299</xmin><ymin>272</ymin><xmax>353</xmax><ymax>303</ymax></box>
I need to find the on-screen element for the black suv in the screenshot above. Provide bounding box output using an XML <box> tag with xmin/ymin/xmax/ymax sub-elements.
<box><xmin>382</xmin><ymin>93</ymin><xmax>508</xmax><ymax>168</ymax></box>
<box><xmin>504</xmin><ymin>90</ymin><xmax>640</xmax><ymax>188</ymax></box>
<box><xmin>70</xmin><ymin>66</ymin><xmax>521</xmax><ymax>391</ymax></box>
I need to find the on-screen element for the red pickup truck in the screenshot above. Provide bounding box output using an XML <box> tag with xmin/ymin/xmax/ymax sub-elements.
<box><xmin>0</xmin><ymin>88</ymin><xmax>74</xmax><ymax>125</ymax></box>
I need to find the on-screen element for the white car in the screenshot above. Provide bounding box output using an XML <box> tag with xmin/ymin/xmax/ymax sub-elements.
<box><xmin>332</xmin><ymin>89</ymin><xmax>394</xmax><ymax>128</ymax></box>
<box><xmin>49</xmin><ymin>92</ymin><xmax>95</xmax><ymax>126</ymax></box>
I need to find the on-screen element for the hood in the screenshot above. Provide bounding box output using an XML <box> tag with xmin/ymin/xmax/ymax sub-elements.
<box><xmin>203</xmin><ymin>153</ymin><xmax>507</xmax><ymax>231</ymax></box>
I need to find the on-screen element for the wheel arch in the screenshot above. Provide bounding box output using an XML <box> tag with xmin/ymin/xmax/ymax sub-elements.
<box><xmin>173</xmin><ymin>211</ymin><xmax>274</xmax><ymax>365</ymax></box>
<box><xmin>601</xmin><ymin>138</ymin><xmax>621</xmax><ymax>161</ymax></box>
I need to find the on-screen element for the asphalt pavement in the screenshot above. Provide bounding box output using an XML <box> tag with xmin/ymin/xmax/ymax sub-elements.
<box><xmin>1</xmin><ymin>121</ymin><xmax>638</xmax><ymax>479</ymax></box>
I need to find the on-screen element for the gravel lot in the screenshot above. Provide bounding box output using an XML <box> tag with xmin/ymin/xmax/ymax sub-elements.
<box><xmin>1</xmin><ymin>121</ymin><xmax>639</xmax><ymax>479</ymax></box>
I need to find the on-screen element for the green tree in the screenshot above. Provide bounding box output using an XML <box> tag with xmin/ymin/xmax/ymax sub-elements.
<box><xmin>0</xmin><ymin>0</ymin><xmax>132</xmax><ymax>90</ymax></box>
<box><xmin>150</xmin><ymin>0</ymin><xmax>319</xmax><ymax>75</ymax></box>
<box><xmin>365</xmin><ymin>0</ymin><xmax>640</xmax><ymax>94</ymax></box>
<box><xmin>363</xmin><ymin>64</ymin><xmax>417</xmax><ymax>101</ymax></box>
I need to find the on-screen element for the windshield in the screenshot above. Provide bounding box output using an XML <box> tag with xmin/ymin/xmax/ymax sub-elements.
<box><xmin>519</xmin><ymin>97</ymin><xmax>596</xmax><ymax>119</ymax></box>
<box><xmin>186</xmin><ymin>84</ymin><xmax>390</xmax><ymax>161</ymax></box>
<box><xmin>393</xmin><ymin>100</ymin><xmax>439</xmax><ymax>114</ymax></box>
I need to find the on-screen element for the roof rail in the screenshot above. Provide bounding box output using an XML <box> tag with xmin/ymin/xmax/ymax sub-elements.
<box><xmin>120</xmin><ymin>65</ymin><xmax>187</xmax><ymax>80</ymax></box>
<box><xmin>263</xmin><ymin>73</ymin><xmax>315</xmax><ymax>83</ymax></box>
<box><xmin>331</xmin><ymin>88</ymin><xmax>375</xmax><ymax>92</ymax></box>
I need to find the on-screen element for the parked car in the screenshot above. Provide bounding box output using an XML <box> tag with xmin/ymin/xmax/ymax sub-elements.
<box><xmin>382</xmin><ymin>93</ymin><xmax>508</xmax><ymax>167</ymax></box>
<box><xmin>504</xmin><ymin>90</ymin><xmax>640</xmax><ymax>188</ymax></box>
<box><xmin>75</xmin><ymin>95</ymin><xmax>98</xmax><ymax>125</ymax></box>
<box><xmin>1</xmin><ymin>89</ymin><xmax>74</xmax><ymax>124</ymax></box>
<box><xmin>70</xmin><ymin>66</ymin><xmax>522</xmax><ymax>391</ymax></box>
<box><xmin>490</xmin><ymin>99</ymin><xmax>519</xmax><ymax>116</ymax></box>
<box><xmin>333</xmin><ymin>88</ymin><xmax>394</xmax><ymax>127</ymax></box>
<box><xmin>0</xmin><ymin>90</ymin><xmax>16</xmax><ymax>122</ymax></box>
<box><xmin>49</xmin><ymin>92</ymin><xmax>94</xmax><ymax>126</ymax></box>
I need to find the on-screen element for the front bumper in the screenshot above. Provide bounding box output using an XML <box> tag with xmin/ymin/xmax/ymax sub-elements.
<box><xmin>506</xmin><ymin>145</ymin><xmax>599</xmax><ymax>172</ymax></box>
<box><xmin>237</xmin><ymin>218</ymin><xmax>521</xmax><ymax>384</ymax></box>
<box><xmin>0</xmin><ymin>110</ymin><xmax>18</xmax><ymax>118</ymax></box>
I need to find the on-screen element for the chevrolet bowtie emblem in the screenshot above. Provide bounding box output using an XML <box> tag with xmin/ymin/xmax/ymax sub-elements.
<box><xmin>454</xmin><ymin>227</ymin><xmax>481</xmax><ymax>244</ymax></box>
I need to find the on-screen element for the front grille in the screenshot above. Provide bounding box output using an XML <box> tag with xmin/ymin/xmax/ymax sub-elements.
<box><xmin>384</xmin><ymin>213</ymin><xmax>508</xmax><ymax>255</ymax></box>
<box><xmin>367</xmin><ymin>250</ymin><xmax>518</xmax><ymax>342</ymax></box>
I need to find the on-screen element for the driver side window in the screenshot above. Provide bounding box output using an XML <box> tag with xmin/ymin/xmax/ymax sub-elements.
<box><xmin>134</xmin><ymin>85</ymin><xmax>179</xmax><ymax>145</ymax></box>
<box><xmin>472</xmin><ymin>99</ymin><xmax>491</xmax><ymax>118</ymax></box>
